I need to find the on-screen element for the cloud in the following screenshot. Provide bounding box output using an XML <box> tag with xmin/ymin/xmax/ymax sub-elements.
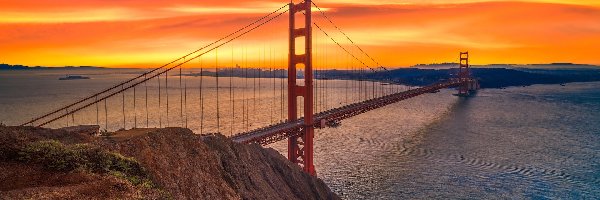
<box><xmin>0</xmin><ymin>8</ymin><xmax>148</xmax><ymax>23</ymax></box>
<box><xmin>165</xmin><ymin>4</ymin><xmax>283</xmax><ymax>14</ymax></box>
<box><xmin>341</xmin><ymin>28</ymin><xmax>521</xmax><ymax>49</ymax></box>
<box><xmin>317</xmin><ymin>0</ymin><xmax>599</xmax><ymax>6</ymax></box>
<box><xmin>0</xmin><ymin>0</ymin><xmax>598</xmax><ymax>67</ymax></box>
<box><xmin>0</xmin><ymin>0</ymin><xmax>289</xmax><ymax>24</ymax></box>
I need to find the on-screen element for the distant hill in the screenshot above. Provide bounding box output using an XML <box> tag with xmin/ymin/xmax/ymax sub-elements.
<box><xmin>0</xmin><ymin>64</ymin><xmax>104</xmax><ymax>70</ymax></box>
<box><xmin>3</xmin><ymin>63</ymin><xmax>600</xmax><ymax>89</ymax></box>
<box><xmin>319</xmin><ymin>67</ymin><xmax>600</xmax><ymax>89</ymax></box>
<box><xmin>412</xmin><ymin>63</ymin><xmax>600</xmax><ymax>70</ymax></box>
<box><xmin>517</xmin><ymin>63</ymin><xmax>600</xmax><ymax>69</ymax></box>
<box><xmin>413</xmin><ymin>63</ymin><xmax>458</xmax><ymax>69</ymax></box>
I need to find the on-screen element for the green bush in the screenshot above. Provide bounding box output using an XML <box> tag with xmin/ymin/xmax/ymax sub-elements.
<box><xmin>18</xmin><ymin>140</ymin><xmax>153</xmax><ymax>187</ymax></box>
<box><xmin>19</xmin><ymin>140</ymin><xmax>79</xmax><ymax>171</ymax></box>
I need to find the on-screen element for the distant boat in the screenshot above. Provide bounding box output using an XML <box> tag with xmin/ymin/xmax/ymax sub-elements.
<box><xmin>59</xmin><ymin>75</ymin><xmax>90</xmax><ymax>80</ymax></box>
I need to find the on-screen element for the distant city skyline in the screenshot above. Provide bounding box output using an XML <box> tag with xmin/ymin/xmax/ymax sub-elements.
<box><xmin>0</xmin><ymin>0</ymin><xmax>599</xmax><ymax>67</ymax></box>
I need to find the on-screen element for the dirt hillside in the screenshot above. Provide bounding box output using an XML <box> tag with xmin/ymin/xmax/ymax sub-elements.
<box><xmin>0</xmin><ymin>126</ymin><xmax>339</xmax><ymax>200</ymax></box>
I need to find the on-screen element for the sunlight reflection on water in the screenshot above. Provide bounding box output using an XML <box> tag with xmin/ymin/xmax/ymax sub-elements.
<box><xmin>1</xmin><ymin>70</ymin><xmax>598</xmax><ymax>199</ymax></box>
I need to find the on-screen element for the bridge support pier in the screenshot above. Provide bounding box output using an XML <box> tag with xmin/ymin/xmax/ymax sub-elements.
<box><xmin>287</xmin><ymin>0</ymin><xmax>316</xmax><ymax>176</ymax></box>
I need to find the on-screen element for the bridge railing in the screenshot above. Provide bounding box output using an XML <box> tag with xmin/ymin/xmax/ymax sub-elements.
<box><xmin>231</xmin><ymin>79</ymin><xmax>464</xmax><ymax>145</ymax></box>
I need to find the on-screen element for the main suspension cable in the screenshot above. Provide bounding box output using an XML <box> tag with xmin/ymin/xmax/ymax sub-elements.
<box><xmin>34</xmin><ymin>6</ymin><xmax>289</xmax><ymax>127</ymax></box>
<box><xmin>312</xmin><ymin>1</ymin><xmax>385</xmax><ymax>70</ymax></box>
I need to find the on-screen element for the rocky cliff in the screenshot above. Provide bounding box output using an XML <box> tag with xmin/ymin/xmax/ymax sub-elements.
<box><xmin>0</xmin><ymin>126</ymin><xmax>339</xmax><ymax>200</ymax></box>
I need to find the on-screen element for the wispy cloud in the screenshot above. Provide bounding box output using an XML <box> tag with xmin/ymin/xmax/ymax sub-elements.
<box><xmin>0</xmin><ymin>8</ymin><xmax>148</xmax><ymax>23</ymax></box>
<box><xmin>0</xmin><ymin>0</ymin><xmax>598</xmax><ymax>66</ymax></box>
<box><xmin>319</xmin><ymin>0</ymin><xmax>599</xmax><ymax>6</ymax></box>
<box><xmin>344</xmin><ymin>28</ymin><xmax>521</xmax><ymax>49</ymax></box>
<box><xmin>167</xmin><ymin>6</ymin><xmax>270</xmax><ymax>14</ymax></box>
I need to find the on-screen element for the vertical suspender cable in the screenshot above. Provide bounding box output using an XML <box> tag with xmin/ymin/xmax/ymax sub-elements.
<box><xmin>134</xmin><ymin>86</ymin><xmax>137</xmax><ymax>128</ymax></box>
<box><xmin>358</xmin><ymin>68</ymin><xmax>362</xmax><ymax>101</ymax></box>
<box><xmin>258</xmin><ymin>52</ymin><xmax>261</xmax><ymax>125</ymax></box>
<box><xmin>200</xmin><ymin>58</ymin><xmax>204</xmax><ymax>134</ymax></box>
<box><xmin>253</xmin><ymin>67</ymin><xmax>256</xmax><ymax>128</ymax></box>
<box><xmin>372</xmin><ymin>75</ymin><xmax>375</xmax><ymax>99</ymax></box>
<box><xmin>280</xmin><ymin>56</ymin><xmax>284</xmax><ymax>121</ymax></box>
<box><xmin>180</xmin><ymin>58</ymin><xmax>184</xmax><ymax>127</ymax></box>
<box><xmin>324</xmin><ymin>36</ymin><xmax>327</xmax><ymax>111</ymax></box>
<box><xmin>271</xmin><ymin>44</ymin><xmax>275</xmax><ymax>123</ymax></box>
<box><xmin>158</xmin><ymin>74</ymin><xmax>162</xmax><ymax>128</ymax></box>
<box><xmin>122</xmin><ymin>85</ymin><xmax>125</xmax><ymax>129</ymax></box>
<box><xmin>280</xmin><ymin>54</ymin><xmax>284</xmax><ymax>121</ymax></box>
<box><xmin>260</xmin><ymin>46</ymin><xmax>264</xmax><ymax>119</ymax></box>
<box><xmin>244</xmin><ymin>48</ymin><xmax>248</xmax><ymax>130</ymax></box>
<box><xmin>184</xmin><ymin>70</ymin><xmax>188</xmax><ymax>128</ymax></box>
<box><xmin>345</xmin><ymin>54</ymin><xmax>348</xmax><ymax>105</ymax></box>
<box><xmin>244</xmin><ymin>65</ymin><xmax>248</xmax><ymax>131</ymax></box>
<box><xmin>216</xmin><ymin>49</ymin><xmax>220</xmax><ymax>133</ymax></box>
<box><xmin>270</xmin><ymin>67</ymin><xmax>273</xmax><ymax>123</ymax></box>
<box><xmin>271</xmin><ymin>47</ymin><xmax>275</xmax><ymax>123</ymax></box>
<box><xmin>242</xmin><ymin>48</ymin><xmax>246</xmax><ymax>131</ymax></box>
<box><xmin>95</xmin><ymin>96</ymin><xmax>99</xmax><ymax>125</ymax></box>
<box><xmin>230</xmin><ymin>48</ymin><xmax>234</xmax><ymax>135</ymax></box>
<box><xmin>145</xmin><ymin>74</ymin><xmax>148</xmax><ymax>128</ymax></box>
<box><xmin>314</xmin><ymin>30</ymin><xmax>319</xmax><ymax>113</ymax></box>
<box><xmin>318</xmin><ymin>35</ymin><xmax>322</xmax><ymax>112</ymax></box>
<box><xmin>364</xmin><ymin>69</ymin><xmax>367</xmax><ymax>100</ymax></box>
<box><xmin>360</xmin><ymin>68</ymin><xmax>363</xmax><ymax>100</ymax></box>
<box><xmin>352</xmin><ymin>61</ymin><xmax>360</xmax><ymax>102</ymax></box>
<box><xmin>259</xmin><ymin>47</ymin><xmax>262</xmax><ymax>122</ymax></box>
<box><xmin>362</xmin><ymin>69</ymin><xmax>366</xmax><ymax>101</ymax></box>
<box><xmin>166</xmin><ymin>70</ymin><xmax>169</xmax><ymax>127</ymax></box>
<box><xmin>104</xmin><ymin>99</ymin><xmax>108</xmax><ymax>131</ymax></box>
<box><xmin>365</xmin><ymin>69</ymin><xmax>368</xmax><ymax>100</ymax></box>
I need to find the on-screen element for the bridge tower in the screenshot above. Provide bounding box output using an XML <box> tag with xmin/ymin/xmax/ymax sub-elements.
<box><xmin>457</xmin><ymin>52</ymin><xmax>479</xmax><ymax>96</ymax></box>
<box><xmin>288</xmin><ymin>0</ymin><xmax>316</xmax><ymax>175</ymax></box>
<box><xmin>458</xmin><ymin>52</ymin><xmax>470</xmax><ymax>96</ymax></box>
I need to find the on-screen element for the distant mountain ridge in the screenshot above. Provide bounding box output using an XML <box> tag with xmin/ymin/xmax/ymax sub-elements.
<box><xmin>411</xmin><ymin>63</ymin><xmax>600</xmax><ymax>70</ymax></box>
<box><xmin>2</xmin><ymin>63</ymin><xmax>598</xmax><ymax>70</ymax></box>
<box><xmin>317</xmin><ymin>67</ymin><xmax>600</xmax><ymax>89</ymax></box>
<box><xmin>3</xmin><ymin>63</ymin><xmax>600</xmax><ymax>89</ymax></box>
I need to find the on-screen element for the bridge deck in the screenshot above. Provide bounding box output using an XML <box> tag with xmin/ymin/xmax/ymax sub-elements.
<box><xmin>230</xmin><ymin>80</ymin><xmax>464</xmax><ymax>145</ymax></box>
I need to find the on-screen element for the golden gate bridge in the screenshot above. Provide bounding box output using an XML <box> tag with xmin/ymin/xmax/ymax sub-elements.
<box><xmin>20</xmin><ymin>0</ymin><xmax>479</xmax><ymax>176</ymax></box>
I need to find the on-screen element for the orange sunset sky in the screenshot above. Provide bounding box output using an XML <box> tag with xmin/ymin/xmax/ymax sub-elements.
<box><xmin>0</xmin><ymin>0</ymin><xmax>599</xmax><ymax>68</ymax></box>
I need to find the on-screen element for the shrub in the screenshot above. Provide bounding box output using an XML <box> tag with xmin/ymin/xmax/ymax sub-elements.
<box><xmin>99</xmin><ymin>129</ymin><xmax>113</xmax><ymax>137</ymax></box>
<box><xmin>18</xmin><ymin>140</ymin><xmax>153</xmax><ymax>187</ymax></box>
<box><xmin>18</xmin><ymin>140</ymin><xmax>79</xmax><ymax>171</ymax></box>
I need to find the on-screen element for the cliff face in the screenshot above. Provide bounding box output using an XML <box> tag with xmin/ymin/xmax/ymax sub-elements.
<box><xmin>0</xmin><ymin>162</ymin><xmax>159</xmax><ymax>199</ymax></box>
<box><xmin>0</xmin><ymin>126</ymin><xmax>163</xmax><ymax>199</ymax></box>
<box><xmin>0</xmin><ymin>126</ymin><xmax>339</xmax><ymax>200</ymax></box>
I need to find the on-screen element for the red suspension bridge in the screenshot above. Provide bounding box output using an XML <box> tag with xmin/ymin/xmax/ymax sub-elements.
<box><xmin>20</xmin><ymin>0</ymin><xmax>478</xmax><ymax>176</ymax></box>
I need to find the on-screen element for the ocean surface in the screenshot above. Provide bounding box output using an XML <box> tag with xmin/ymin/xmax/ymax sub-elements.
<box><xmin>1</xmin><ymin>69</ymin><xmax>599</xmax><ymax>199</ymax></box>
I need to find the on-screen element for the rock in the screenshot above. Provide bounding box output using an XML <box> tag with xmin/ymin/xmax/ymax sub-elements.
<box><xmin>99</xmin><ymin>128</ymin><xmax>339</xmax><ymax>200</ymax></box>
<box><xmin>0</xmin><ymin>126</ymin><xmax>340</xmax><ymax>200</ymax></box>
<box><xmin>0</xmin><ymin>162</ymin><xmax>160</xmax><ymax>199</ymax></box>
